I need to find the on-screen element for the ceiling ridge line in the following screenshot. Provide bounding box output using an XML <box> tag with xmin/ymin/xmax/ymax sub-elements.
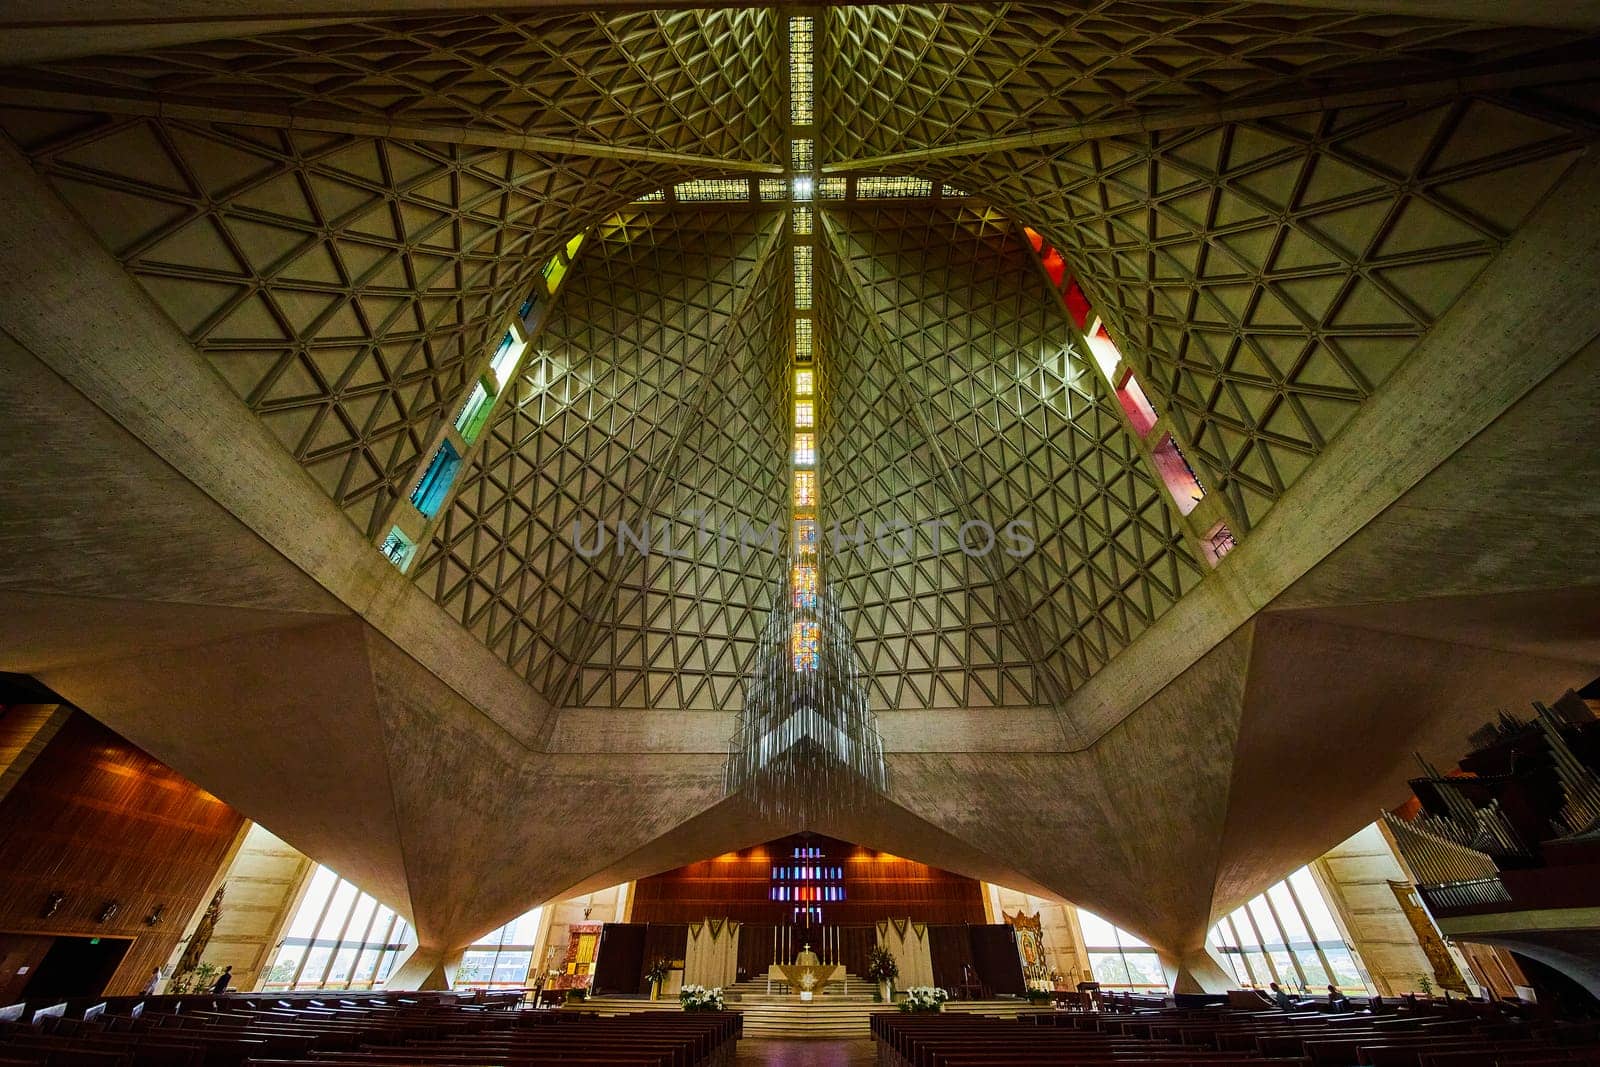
<box><xmin>816</xmin><ymin>210</ymin><xmax>1080</xmax><ymax>740</ymax></box>
<box><xmin>820</xmin><ymin>58</ymin><xmax>1600</xmax><ymax>173</ymax></box>
<box><xmin>0</xmin><ymin>86</ymin><xmax>785</xmax><ymax>174</ymax></box>
<box><xmin>546</xmin><ymin>213</ymin><xmax>790</xmax><ymax>715</ymax></box>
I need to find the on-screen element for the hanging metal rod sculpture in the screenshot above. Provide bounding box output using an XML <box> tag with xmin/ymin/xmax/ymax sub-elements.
<box><xmin>724</xmin><ymin>579</ymin><xmax>886</xmax><ymax>824</ymax></box>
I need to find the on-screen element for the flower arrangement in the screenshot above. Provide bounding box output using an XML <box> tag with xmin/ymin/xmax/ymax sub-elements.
<box><xmin>899</xmin><ymin>986</ymin><xmax>950</xmax><ymax>1013</ymax></box>
<box><xmin>679</xmin><ymin>984</ymin><xmax>725</xmax><ymax>1012</ymax></box>
<box><xmin>645</xmin><ymin>957</ymin><xmax>672</xmax><ymax>986</ymax></box>
<box><xmin>865</xmin><ymin>945</ymin><xmax>899</xmax><ymax>983</ymax></box>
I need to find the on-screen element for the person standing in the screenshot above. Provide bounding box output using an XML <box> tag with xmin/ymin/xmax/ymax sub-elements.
<box><xmin>210</xmin><ymin>965</ymin><xmax>233</xmax><ymax>994</ymax></box>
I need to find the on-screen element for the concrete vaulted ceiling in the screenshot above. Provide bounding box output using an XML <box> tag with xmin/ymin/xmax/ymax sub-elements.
<box><xmin>1</xmin><ymin>2</ymin><xmax>1599</xmax><ymax>983</ymax></box>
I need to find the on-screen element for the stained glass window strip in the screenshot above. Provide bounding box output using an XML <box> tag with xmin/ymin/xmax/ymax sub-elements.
<box><xmin>454</xmin><ymin>382</ymin><xmax>493</xmax><ymax>444</ymax></box>
<box><xmin>379</xmin><ymin>527</ymin><xmax>415</xmax><ymax>570</ymax></box>
<box><xmin>795</xmin><ymin>369</ymin><xmax>814</xmax><ymax>395</ymax></box>
<box><xmin>795</xmin><ymin>320</ymin><xmax>813</xmax><ymax>361</ymax></box>
<box><xmin>789</xmin><ymin>17</ymin><xmax>814</xmax><ymax>124</ymax></box>
<box><xmin>674</xmin><ymin>178</ymin><xmax>751</xmax><ymax>202</ymax></box>
<box><xmin>793</xmin><ymin>246</ymin><xmax>813</xmax><ymax>309</ymax></box>
<box><xmin>410</xmin><ymin>440</ymin><xmax>461</xmax><ymax>519</ymax></box>
<box><xmin>793</xmin><ymin>564</ymin><xmax>818</xmax><ymax>609</ymax></box>
<box><xmin>489</xmin><ymin>330</ymin><xmax>528</xmax><ymax>388</ymax></box>
<box><xmin>942</xmin><ymin>184</ymin><xmax>971</xmax><ymax>197</ymax></box>
<box><xmin>857</xmin><ymin>175</ymin><xmax>935</xmax><ymax>198</ymax></box>
<box><xmin>792</xmin><ymin>620</ymin><xmax>820</xmax><ymax>671</ymax></box>
<box><xmin>759</xmin><ymin>178</ymin><xmax>788</xmax><ymax>202</ymax></box>
<box><xmin>793</xmin><ymin>470</ymin><xmax>816</xmax><ymax>507</ymax></box>
<box><xmin>720</xmin><ymin>0</ymin><xmax>885</xmax><ymax>831</ymax></box>
<box><xmin>769</xmin><ymin>845</ymin><xmax>844</xmax><ymax>916</ymax></box>
<box><xmin>633</xmin><ymin>188</ymin><xmax>665</xmax><ymax>203</ymax></box>
<box><xmin>817</xmin><ymin>177</ymin><xmax>847</xmax><ymax>199</ymax></box>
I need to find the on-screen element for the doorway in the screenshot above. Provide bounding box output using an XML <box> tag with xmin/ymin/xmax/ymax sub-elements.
<box><xmin>20</xmin><ymin>936</ymin><xmax>132</xmax><ymax>1000</ymax></box>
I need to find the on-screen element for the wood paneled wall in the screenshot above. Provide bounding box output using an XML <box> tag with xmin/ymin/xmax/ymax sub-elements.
<box><xmin>629</xmin><ymin>833</ymin><xmax>985</xmax><ymax>926</ymax></box>
<box><xmin>0</xmin><ymin>708</ymin><xmax>246</xmax><ymax>996</ymax></box>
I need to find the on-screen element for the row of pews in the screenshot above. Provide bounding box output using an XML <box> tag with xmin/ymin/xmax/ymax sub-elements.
<box><xmin>873</xmin><ymin>1002</ymin><xmax>1600</xmax><ymax>1067</ymax></box>
<box><xmin>0</xmin><ymin>991</ymin><xmax>739</xmax><ymax>1067</ymax></box>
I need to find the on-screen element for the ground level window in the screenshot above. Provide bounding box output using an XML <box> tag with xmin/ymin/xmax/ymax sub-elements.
<box><xmin>262</xmin><ymin>866</ymin><xmax>412</xmax><ymax>991</ymax></box>
<box><xmin>1076</xmin><ymin>909</ymin><xmax>1167</xmax><ymax>991</ymax></box>
<box><xmin>455</xmin><ymin>907</ymin><xmax>544</xmax><ymax>989</ymax></box>
<box><xmin>1208</xmin><ymin>866</ymin><xmax>1372</xmax><ymax>993</ymax></box>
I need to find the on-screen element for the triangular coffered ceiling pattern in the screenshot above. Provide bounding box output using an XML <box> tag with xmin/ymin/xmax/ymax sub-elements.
<box><xmin>566</xmin><ymin>237</ymin><xmax>791</xmax><ymax>711</ymax></box>
<box><xmin>819</xmin><ymin>203</ymin><xmax>1202</xmax><ymax>707</ymax></box>
<box><xmin>0</xmin><ymin>105</ymin><xmax>686</xmax><ymax>536</ymax></box>
<box><xmin>410</xmin><ymin>207</ymin><xmax>781</xmax><ymax>702</ymax></box>
<box><xmin>1</xmin><ymin>9</ymin><xmax>786</xmax><ymax>164</ymax></box>
<box><xmin>817</xmin><ymin>3</ymin><xmax>1585</xmax><ymax>165</ymax></box>
<box><xmin>3</xmin><ymin>1</ymin><xmax>1595</xmax><ymax>722</ymax></box>
<box><xmin>925</xmin><ymin>88</ymin><xmax>1595</xmax><ymax>527</ymax></box>
<box><xmin>813</xmin><ymin>239</ymin><xmax>1046</xmax><ymax>712</ymax></box>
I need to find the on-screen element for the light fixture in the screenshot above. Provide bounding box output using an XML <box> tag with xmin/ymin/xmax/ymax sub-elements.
<box><xmin>724</xmin><ymin>582</ymin><xmax>887</xmax><ymax>824</ymax></box>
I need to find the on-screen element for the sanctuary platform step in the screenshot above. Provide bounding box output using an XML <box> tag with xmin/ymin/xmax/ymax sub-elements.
<box><xmin>575</xmin><ymin>997</ymin><xmax>1053</xmax><ymax>1038</ymax></box>
<box><xmin>724</xmin><ymin>972</ymin><xmax>873</xmax><ymax>1001</ymax></box>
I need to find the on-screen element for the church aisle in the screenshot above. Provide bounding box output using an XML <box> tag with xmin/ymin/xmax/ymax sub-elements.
<box><xmin>734</xmin><ymin>1037</ymin><xmax>876</xmax><ymax>1066</ymax></box>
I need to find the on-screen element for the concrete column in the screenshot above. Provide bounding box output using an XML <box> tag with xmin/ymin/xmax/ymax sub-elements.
<box><xmin>1164</xmin><ymin>945</ymin><xmax>1236</xmax><ymax>995</ymax></box>
<box><xmin>386</xmin><ymin>945</ymin><xmax>466</xmax><ymax>991</ymax></box>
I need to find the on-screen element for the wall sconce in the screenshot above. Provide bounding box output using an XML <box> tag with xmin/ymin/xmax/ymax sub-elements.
<box><xmin>145</xmin><ymin>905</ymin><xmax>165</xmax><ymax>927</ymax></box>
<box><xmin>97</xmin><ymin>900</ymin><xmax>119</xmax><ymax>923</ymax></box>
<box><xmin>42</xmin><ymin>891</ymin><xmax>65</xmax><ymax>918</ymax></box>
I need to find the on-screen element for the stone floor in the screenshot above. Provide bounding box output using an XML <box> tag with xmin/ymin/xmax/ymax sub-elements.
<box><xmin>734</xmin><ymin>1037</ymin><xmax>877</xmax><ymax>1065</ymax></box>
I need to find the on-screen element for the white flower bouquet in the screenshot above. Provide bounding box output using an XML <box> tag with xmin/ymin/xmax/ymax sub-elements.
<box><xmin>899</xmin><ymin>986</ymin><xmax>950</xmax><ymax>1013</ymax></box>
<box><xmin>679</xmin><ymin>984</ymin><xmax>726</xmax><ymax>1012</ymax></box>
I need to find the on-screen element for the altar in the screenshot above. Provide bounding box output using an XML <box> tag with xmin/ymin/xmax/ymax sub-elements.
<box><xmin>767</xmin><ymin>944</ymin><xmax>844</xmax><ymax>999</ymax></box>
<box><xmin>771</xmin><ymin>962</ymin><xmax>843</xmax><ymax>1000</ymax></box>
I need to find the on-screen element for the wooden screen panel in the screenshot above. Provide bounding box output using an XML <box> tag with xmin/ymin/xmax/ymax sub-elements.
<box><xmin>592</xmin><ymin>923</ymin><xmax>645</xmax><ymax>995</ymax></box>
<box><xmin>592</xmin><ymin>923</ymin><xmax>689</xmax><ymax>995</ymax></box>
<box><xmin>0</xmin><ymin>710</ymin><xmax>245</xmax><ymax>995</ymax></box>
<box><xmin>969</xmin><ymin>923</ymin><xmax>1026</xmax><ymax>995</ymax></box>
<box><xmin>928</xmin><ymin>924</ymin><xmax>977</xmax><ymax>992</ymax></box>
<box><xmin>629</xmin><ymin>832</ymin><xmax>985</xmax><ymax>926</ymax></box>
